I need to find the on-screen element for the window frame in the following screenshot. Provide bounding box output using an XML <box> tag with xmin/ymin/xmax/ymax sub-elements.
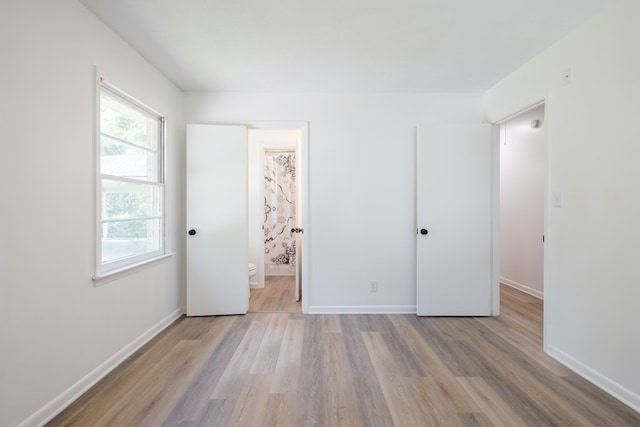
<box><xmin>94</xmin><ymin>77</ymin><xmax>167</xmax><ymax>280</ymax></box>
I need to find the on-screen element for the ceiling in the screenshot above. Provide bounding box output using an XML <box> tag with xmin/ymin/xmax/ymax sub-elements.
<box><xmin>79</xmin><ymin>0</ymin><xmax>615</xmax><ymax>93</ymax></box>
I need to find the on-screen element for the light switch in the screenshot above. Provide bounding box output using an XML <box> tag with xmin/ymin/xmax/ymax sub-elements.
<box><xmin>552</xmin><ymin>191</ymin><xmax>563</xmax><ymax>208</ymax></box>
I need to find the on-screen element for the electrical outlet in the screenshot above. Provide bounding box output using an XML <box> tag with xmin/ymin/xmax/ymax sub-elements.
<box><xmin>369</xmin><ymin>280</ymin><xmax>378</xmax><ymax>292</ymax></box>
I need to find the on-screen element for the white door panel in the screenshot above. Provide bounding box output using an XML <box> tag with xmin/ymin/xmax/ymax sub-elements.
<box><xmin>417</xmin><ymin>124</ymin><xmax>496</xmax><ymax>316</ymax></box>
<box><xmin>187</xmin><ymin>124</ymin><xmax>248</xmax><ymax>316</ymax></box>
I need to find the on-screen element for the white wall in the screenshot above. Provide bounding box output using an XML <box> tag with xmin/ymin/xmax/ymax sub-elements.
<box><xmin>185</xmin><ymin>92</ymin><xmax>484</xmax><ymax>312</ymax></box>
<box><xmin>500</xmin><ymin>107</ymin><xmax>544</xmax><ymax>298</ymax></box>
<box><xmin>0</xmin><ymin>1</ymin><xmax>184</xmax><ymax>426</ymax></box>
<box><xmin>484</xmin><ymin>0</ymin><xmax>640</xmax><ymax>410</ymax></box>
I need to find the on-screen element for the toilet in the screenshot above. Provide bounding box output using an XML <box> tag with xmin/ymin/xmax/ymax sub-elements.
<box><xmin>248</xmin><ymin>263</ymin><xmax>257</xmax><ymax>279</ymax></box>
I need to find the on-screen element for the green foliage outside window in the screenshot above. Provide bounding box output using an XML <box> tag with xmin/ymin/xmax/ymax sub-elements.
<box><xmin>104</xmin><ymin>192</ymin><xmax>150</xmax><ymax>239</ymax></box>
<box><xmin>101</xmin><ymin>101</ymin><xmax>151</xmax><ymax>150</ymax></box>
<box><xmin>106</xmin><ymin>221</ymin><xmax>149</xmax><ymax>239</ymax></box>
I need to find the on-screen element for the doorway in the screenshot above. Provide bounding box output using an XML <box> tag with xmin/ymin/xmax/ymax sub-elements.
<box><xmin>499</xmin><ymin>104</ymin><xmax>545</xmax><ymax>344</ymax></box>
<box><xmin>185</xmin><ymin>122</ymin><xmax>308</xmax><ymax>317</ymax></box>
<box><xmin>247</xmin><ymin>126</ymin><xmax>305</xmax><ymax>313</ymax></box>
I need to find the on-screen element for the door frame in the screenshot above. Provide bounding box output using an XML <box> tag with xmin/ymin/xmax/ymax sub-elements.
<box><xmin>246</xmin><ymin>121</ymin><xmax>310</xmax><ymax>313</ymax></box>
<box><xmin>491</xmin><ymin>98</ymin><xmax>549</xmax><ymax>351</ymax></box>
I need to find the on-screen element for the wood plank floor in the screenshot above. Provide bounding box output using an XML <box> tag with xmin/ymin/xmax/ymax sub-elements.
<box><xmin>249</xmin><ymin>275</ymin><xmax>301</xmax><ymax>313</ymax></box>
<box><xmin>48</xmin><ymin>285</ymin><xmax>640</xmax><ymax>426</ymax></box>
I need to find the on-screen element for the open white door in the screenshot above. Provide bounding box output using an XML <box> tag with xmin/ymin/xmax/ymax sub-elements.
<box><xmin>416</xmin><ymin>124</ymin><xmax>497</xmax><ymax>316</ymax></box>
<box><xmin>294</xmin><ymin>227</ymin><xmax>302</xmax><ymax>301</ymax></box>
<box><xmin>294</xmin><ymin>198</ymin><xmax>302</xmax><ymax>302</ymax></box>
<box><xmin>295</xmin><ymin>134</ymin><xmax>303</xmax><ymax>301</ymax></box>
<box><xmin>186</xmin><ymin>124</ymin><xmax>248</xmax><ymax>316</ymax></box>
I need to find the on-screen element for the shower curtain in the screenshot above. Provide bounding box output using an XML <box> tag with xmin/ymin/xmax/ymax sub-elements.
<box><xmin>264</xmin><ymin>151</ymin><xmax>296</xmax><ymax>272</ymax></box>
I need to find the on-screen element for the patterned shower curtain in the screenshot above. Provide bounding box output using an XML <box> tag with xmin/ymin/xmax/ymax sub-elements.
<box><xmin>264</xmin><ymin>152</ymin><xmax>296</xmax><ymax>270</ymax></box>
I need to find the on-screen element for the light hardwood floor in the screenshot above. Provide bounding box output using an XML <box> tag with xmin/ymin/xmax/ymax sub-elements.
<box><xmin>249</xmin><ymin>275</ymin><xmax>301</xmax><ymax>313</ymax></box>
<box><xmin>48</xmin><ymin>285</ymin><xmax>640</xmax><ymax>426</ymax></box>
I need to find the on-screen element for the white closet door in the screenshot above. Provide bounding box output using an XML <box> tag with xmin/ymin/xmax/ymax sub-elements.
<box><xmin>416</xmin><ymin>124</ymin><xmax>496</xmax><ymax>316</ymax></box>
<box><xmin>186</xmin><ymin>124</ymin><xmax>248</xmax><ymax>316</ymax></box>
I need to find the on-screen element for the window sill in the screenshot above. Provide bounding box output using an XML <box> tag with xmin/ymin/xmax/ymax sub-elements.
<box><xmin>93</xmin><ymin>253</ymin><xmax>175</xmax><ymax>286</ymax></box>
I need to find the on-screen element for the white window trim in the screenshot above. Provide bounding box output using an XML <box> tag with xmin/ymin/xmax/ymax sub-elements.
<box><xmin>92</xmin><ymin>253</ymin><xmax>174</xmax><ymax>286</ymax></box>
<box><xmin>94</xmin><ymin>75</ymin><xmax>168</xmax><ymax>283</ymax></box>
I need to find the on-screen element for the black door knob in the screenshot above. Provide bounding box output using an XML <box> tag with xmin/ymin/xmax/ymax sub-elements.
<box><xmin>188</xmin><ymin>229</ymin><xmax>197</xmax><ymax>236</ymax></box>
<box><xmin>420</xmin><ymin>228</ymin><xmax>428</xmax><ymax>235</ymax></box>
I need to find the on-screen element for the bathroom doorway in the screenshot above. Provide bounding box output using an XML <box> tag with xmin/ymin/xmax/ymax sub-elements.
<box><xmin>247</xmin><ymin>126</ymin><xmax>305</xmax><ymax>313</ymax></box>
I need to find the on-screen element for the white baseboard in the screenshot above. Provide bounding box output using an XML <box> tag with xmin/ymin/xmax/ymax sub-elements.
<box><xmin>265</xmin><ymin>264</ymin><xmax>295</xmax><ymax>276</ymax></box>
<box><xmin>547</xmin><ymin>345</ymin><xmax>640</xmax><ymax>413</ymax></box>
<box><xmin>18</xmin><ymin>306</ymin><xmax>184</xmax><ymax>427</ymax></box>
<box><xmin>307</xmin><ymin>305</ymin><xmax>416</xmax><ymax>314</ymax></box>
<box><xmin>500</xmin><ymin>277</ymin><xmax>544</xmax><ymax>299</ymax></box>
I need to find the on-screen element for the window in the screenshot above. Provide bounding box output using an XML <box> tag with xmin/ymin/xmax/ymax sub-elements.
<box><xmin>96</xmin><ymin>79</ymin><xmax>165</xmax><ymax>276</ymax></box>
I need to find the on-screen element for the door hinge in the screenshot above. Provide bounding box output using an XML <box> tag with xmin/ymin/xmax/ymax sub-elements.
<box><xmin>291</xmin><ymin>228</ymin><xmax>304</xmax><ymax>234</ymax></box>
